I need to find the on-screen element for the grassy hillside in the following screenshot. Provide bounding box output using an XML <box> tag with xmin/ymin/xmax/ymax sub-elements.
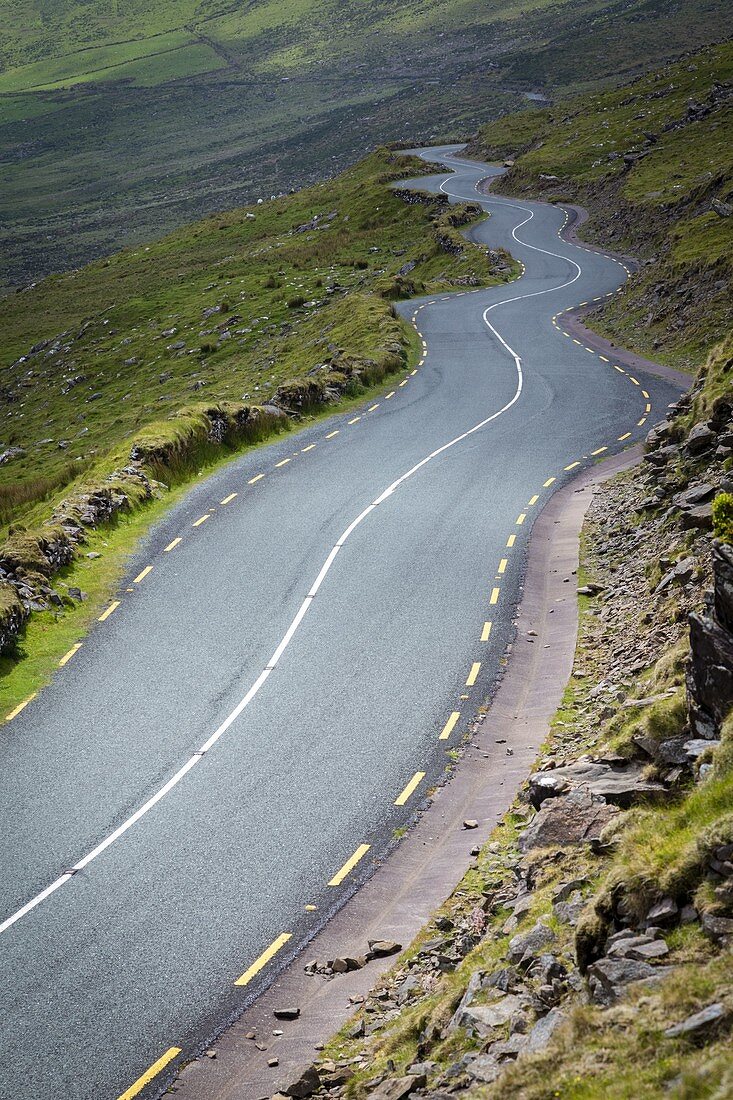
<box><xmin>0</xmin><ymin>146</ymin><xmax>511</xmax><ymax>529</ymax></box>
<box><xmin>2</xmin><ymin>0</ymin><xmax>732</xmax><ymax>289</ymax></box>
<box><xmin>467</xmin><ymin>42</ymin><xmax>733</xmax><ymax>369</ymax></box>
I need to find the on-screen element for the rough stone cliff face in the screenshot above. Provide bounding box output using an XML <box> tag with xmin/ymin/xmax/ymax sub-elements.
<box><xmin>688</xmin><ymin>542</ymin><xmax>733</xmax><ymax>742</ymax></box>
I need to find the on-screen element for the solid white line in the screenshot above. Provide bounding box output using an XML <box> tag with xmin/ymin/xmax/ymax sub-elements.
<box><xmin>1</xmin><ymin>155</ymin><xmax>585</xmax><ymax>937</ymax></box>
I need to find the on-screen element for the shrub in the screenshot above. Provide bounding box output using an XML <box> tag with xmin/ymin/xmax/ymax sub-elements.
<box><xmin>713</xmin><ymin>492</ymin><xmax>733</xmax><ymax>543</ymax></box>
<box><xmin>287</xmin><ymin>295</ymin><xmax>305</xmax><ymax>309</ymax></box>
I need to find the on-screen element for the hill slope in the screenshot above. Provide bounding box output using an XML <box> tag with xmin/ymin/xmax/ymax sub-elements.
<box><xmin>2</xmin><ymin>0</ymin><xmax>733</xmax><ymax>289</ymax></box>
<box><xmin>0</xmin><ymin>146</ymin><xmax>511</xmax><ymax>528</ymax></box>
<box><xmin>467</xmin><ymin>42</ymin><xmax>733</xmax><ymax>370</ymax></box>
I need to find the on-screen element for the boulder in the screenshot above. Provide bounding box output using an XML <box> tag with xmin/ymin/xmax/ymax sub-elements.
<box><xmin>711</xmin><ymin>198</ymin><xmax>733</xmax><ymax>217</ymax></box>
<box><xmin>673</xmin><ymin>484</ymin><xmax>715</xmax><ymax>509</ymax></box>
<box><xmin>643</xmin><ymin>443</ymin><xmax>680</xmax><ymax>467</ymax></box>
<box><xmin>646</xmin><ymin>897</ymin><xmax>679</xmax><ymax>925</ymax></box>
<box><xmin>528</xmin><ymin>759</ymin><xmax>665</xmax><ymax>810</ymax></box>
<box><xmin>608</xmin><ymin>935</ymin><xmax>669</xmax><ymax>961</ymax></box>
<box><xmin>507</xmin><ymin>922</ymin><xmax>556</xmax><ymax>966</ymax></box>
<box><xmin>701</xmin><ymin>913</ymin><xmax>733</xmax><ymax>942</ymax></box>
<box><xmin>687</xmin><ymin>609</ymin><xmax>733</xmax><ymax>738</ymax></box>
<box><xmin>369</xmin><ymin>1074</ymin><xmax>426</xmax><ymax>1098</ymax></box>
<box><xmin>465</xmin><ymin>1055</ymin><xmax>502</xmax><ymax>1083</ymax></box>
<box><xmin>655</xmin><ymin>556</ymin><xmax>695</xmax><ymax>593</ymax></box>
<box><xmin>525</xmin><ymin>1008</ymin><xmax>566</xmax><ymax>1053</ymax></box>
<box><xmin>452</xmin><ymin>994</ymin><xmax>525</xmax><ymax>1037</ymax></box>
<box><xmin>685</xmin><ymin>422</ymin><xmax>715</xmax><ymax>455</ymax></box>
<box><xmin>657</xmin><ymin>737</ymin><xmax>692</xmax><ymax>764</ymax></box>
<box><xmin>519</xmin><ymin>787</ymin><xmax>617</xmax><ymax>851</ymax></box>
<box><xmin>680</xmin><ymin>503</ymin><xmax>713</xmax><ymax>530</ymax></box>
<box><xmin>368</xmin><ymin>940</ymin><xmax>402</xmax><ymax>958</ymax></box>
<box><xmin>664</xmin><ymin>1002</ymin><xmax>727</xmax><ymax>1038</ymax></box>
<box><xmin>281</xmin><ymin>1065</ymin><xmax>321</xmax><ymax>1097</ymax></box>
<box><xmin>713</xmin><ymin>541</ymin><xmax>733</xmax><ymax>632</ymax></box>
<box><xmin>587</xmin><ymin>957</ymin><xmax>672</xmax><ymax>1005</ymax></box>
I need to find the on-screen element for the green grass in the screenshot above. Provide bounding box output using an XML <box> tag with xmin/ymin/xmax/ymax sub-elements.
<box><xmin>0</xmin><ymin>29</ymin><xmax>205</xmax><ymax>93</ymax></box>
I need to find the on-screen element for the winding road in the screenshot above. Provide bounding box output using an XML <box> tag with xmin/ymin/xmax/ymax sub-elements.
<box><xmin>0</xmin><ymin>147</ymin><xmax>682</xmax><ymax>1100</ymax></box>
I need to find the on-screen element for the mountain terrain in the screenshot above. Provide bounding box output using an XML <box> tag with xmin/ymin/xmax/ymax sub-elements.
<box><xmin>0</xmin><ymin>7</ymin><xmax>732</xmax><ymax>1097</ymax></box>
<box><xmin>2</xmin><ymin>0</ymin><xmax>733</xmax><ymax>289</ymax></box>
<box><xmin>0</xmin><ymin>146</ymin><xmax>512</xmax><ymax>715</ymax></box>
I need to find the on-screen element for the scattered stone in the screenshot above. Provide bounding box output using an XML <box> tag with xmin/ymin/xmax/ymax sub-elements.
<box><xmin>525</xmin><ymin>1008</ymin><xmax>566</xmax><ymax>1052</ymax></box>
<box><xmin>664</xmin><ymin>1002</ymin><xmax>727</xmax><ymax>1038</ymax></box>
<box><xmin>368</xmin><ymin>940</ymin><xmax>401</xmax><ymax>958</ymax></box>
<box><xmin>462</xmin><ymin>820</ymin><xmax>479</xmax><ymax>830</ymax></box>
<box><xmin>273</xmin><ymin>1008</ymin><xmax>300</xmax><ymax>1020</ymax></box>
<box><xmin>281</xmin><ymin>1064</ymin><xmax>321</xmax><ymax>1097</ymax></box>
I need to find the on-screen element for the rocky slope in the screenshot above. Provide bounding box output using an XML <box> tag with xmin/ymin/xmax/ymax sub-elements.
<box><xmin>262</xmin><ymin>337</ymin><xmax>733</xmax><ymax>1098</ymax></box>
<box><xmin>467</xmin><ymin>42</ymin><xmax>733</xmax><ymax>370</ymax></box>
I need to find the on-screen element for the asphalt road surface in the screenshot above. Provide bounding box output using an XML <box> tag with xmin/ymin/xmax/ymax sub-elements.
<box><xmin>0</xmin><ymin>147</ymin><xmax>683</xmax><ymax>1100</ymax></box>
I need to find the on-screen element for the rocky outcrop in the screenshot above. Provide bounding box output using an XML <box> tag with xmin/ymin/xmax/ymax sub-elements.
<box><xmin>688</xmin><ymin>541</ymin><xmax>733</xmax><ymax>740</ymax></box>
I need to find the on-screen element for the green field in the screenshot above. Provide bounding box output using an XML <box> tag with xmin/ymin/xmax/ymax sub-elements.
<box><xmin>2</xmin><ymin>0</ymin><xmax>732</xmax><ymax>289</ymax></box>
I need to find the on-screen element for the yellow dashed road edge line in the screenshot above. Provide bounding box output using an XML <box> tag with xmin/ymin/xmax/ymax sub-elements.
<box><xmin>440</xmin><ymin>711</ymin><xmax>461</xmax><ymax>740</ymax></box>
<box><xmin>394</xmin><ymin>771</ymin><xmax>426</xmax><ymax>806</ymax></box>
<box><xmin>116</xmin><ymin>1047</ymin><xmax>182</xmax><ymax>1100</ymax></box>
<box><xmin>328</xmin><ymin>844</ymin><xmax>371</xmax><ymax>887</ymax></box>
<box><xmin>5</xmin><ymin>693</ymin><xmax>37</xmax><ymax>722</ymax></box>
<box><xmin>235</xmin><ymin>932</ymin><xmax>292</xmax><ymax>987</ymax></box>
